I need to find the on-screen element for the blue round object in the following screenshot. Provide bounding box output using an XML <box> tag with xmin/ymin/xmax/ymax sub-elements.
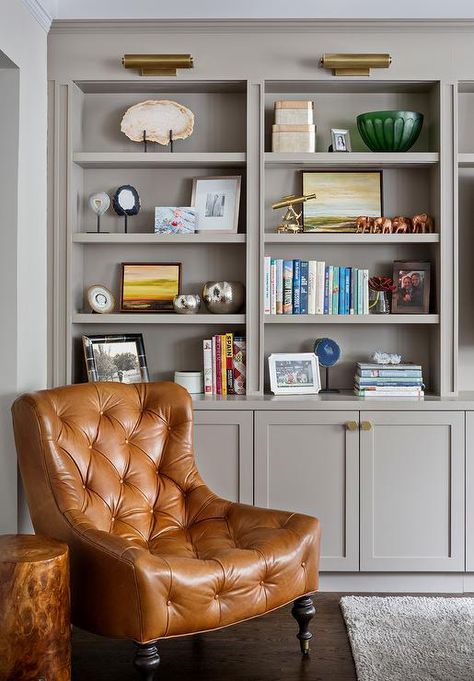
<box><xmin>314</xmin><ymin>337</ymin><xmax>341</xmax><ymax>368</ymax></box>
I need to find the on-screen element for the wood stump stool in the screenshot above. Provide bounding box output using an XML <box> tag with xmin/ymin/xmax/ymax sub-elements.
<box><xmin>0</xmin><ymin>534</ymin><xmax>71</xmax><ymax>681</ymax></box>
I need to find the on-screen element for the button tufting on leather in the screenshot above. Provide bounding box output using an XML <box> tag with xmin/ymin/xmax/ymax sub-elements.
<box><xmin>167</xmin><ymin>600</ymin><xmax>172</xmax><ymax>606</ymax></box>
<box><xmin>214</xmin><ymin>594</ymin><xmax>219</xmax><ymax>600</ymax></box>
<box><xmin>125</xmin><ymin>439</ymin><xmax>129</xmax><ymax>444</ymax></box>
<box><xmin>301</xmin><ymin>561</ymin><xmax>306</xmax><ymax>568</ymax></box>
<box><xmin>88</xmin><ymin>445</ymin><xmax>92</xmax><ymax>449</ymax></box>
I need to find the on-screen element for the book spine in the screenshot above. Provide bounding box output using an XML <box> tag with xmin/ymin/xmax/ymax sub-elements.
<box><xmin>203</xmin><ymin>339</ymin><xmax>213</xmax><ymax>395</ymax></box>
<box><xmin>308</xmin><ymin>260</ymin><xmax>317</xmax><ymax>315</ymax></box>
<box><xmin>233</xmin><ymin>337</ymin><xmax>246</xmax><ymax>395</ymax></box>
<box><xmin>358</xmin><ymin>385</ymin><xmax>425</xmax><ymax>392</ymax></box>
<box><xmin>276</xmin><ymin>259</ymin><xmax>284</xmax><ymax>314</ymax></box>
<box><xmin>324</xmin><ymin>266</ymin><xmax>330</xmax><ymax>314</ymax></box>
<box><xmin>300</xmin><ymin>260</ymin><xmax>309</xmax><ymax>314</ymax></box>
<box><xmin>350</xmin><ymin>268</ymin><xmax>355</xmax><ymax>315</ymax></box>
<box><xmin>338</xmin><ymin>267</ymin><xmax>345</xmax><ymax>315</ymax></box>
<box><xmin>358</xmin><ymin>370</ymin><xmax>423</xmax><ymax>378</ymax></box>
<box><xmin>345</xmin><ymin>267</ymin><xmax>351</xmax><ymax>315</ymax></box>
<box><xmin>211</xmin><ymin>336</ymin><xmax>217</xmax><ymax>395</ymax></box>
<box><xmin>355</xmin><ymin>379</ymin><xmax>424</xmax><ymax>387</ymax></box>
<box><xmin>357</xmin><ymin>269</ymin><xmax>363</xmax><ymax>315</ymax></box>
<box><xmin>215</xmin><ymin>335</ymin><xmax>222</xmax><ymax>395</ymax></box>
<box><xmin>355</xmin><ymin>389</ymin><xmax>424</xmax><ymax>397</ymax></box>
<box><xmin>317</xmin><ymin>261</ymin><xmax>325</xmax><ymax>314</ymax></box>
<box><xmin>264</xmin><ymin>256</ymin><xmax>271</xmax><ymax>315</ymax></box>
<box><xmin>293</xmin><ymin>259</ymin><xmax>301</xmax><ymax>314</ymax></box>
<box><xmin>363</xmin><ymin>269</ymin><xmax>369</xmax><ymax>314</ymax></box>
<box><xmin>270</xmin><ymin>258</ymin><xmax>277</xmax><ymax>315</ymax></box>
<box><xmin>221</xmin><ymin>334</ymin><xmax>227</xmax><ymax>396</ymax></box>
<box><xmin>225</xmin><ymin>332</ymin><xmax>234</xmax><ymax>394</ymax></box>
<box><xmin>332</xmin><ymin>266</ymin><xmax>339</xmax><ymax>315</ymax></box>
<box><xmin>283</xmin><ymin>260</ymin><xmax>293</xmax><ymax>314</ymax></box>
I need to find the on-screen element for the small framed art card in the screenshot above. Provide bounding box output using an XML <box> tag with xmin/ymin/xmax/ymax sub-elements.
<box><xmin>154</xmin><ymin>207</ymin><xmax>196</xmax><ymax>234</ymax></box>
<box><xmin>269</xmin><ymin>352</ymin><xmax>321</xmax><ymax>395</ymax></box>
<box><xmin>121</xmin><ymin>262</ymin><xmax>181</xmax><ymax>312</ymax></box>
<box><xmin>191</xmin><ymin>175</ymin><xmax>241</xmax><ymax>233</ymax></box>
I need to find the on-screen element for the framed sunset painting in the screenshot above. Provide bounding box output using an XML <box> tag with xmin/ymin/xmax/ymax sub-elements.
<box><xmin>120</xmin><ymin>263</ymin><xmax>181</xmax><ymax>312</ymax></box>
<box><xmin>302</xmin><ymin>171</ymin><xmax>383</xmax><ymax>232</ymax></box>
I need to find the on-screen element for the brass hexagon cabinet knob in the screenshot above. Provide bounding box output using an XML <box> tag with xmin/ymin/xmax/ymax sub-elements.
<box><xmin>345</xmin><ymin>421</ymin><xmax>358</xmax><ymax>431</ymax></box>
<box><xmin>360</xmin><ymin>421</ymin><xmax>373</xmax><ymax>431</ymax></box>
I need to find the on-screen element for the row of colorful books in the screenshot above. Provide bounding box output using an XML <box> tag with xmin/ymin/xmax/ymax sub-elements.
<box><xmin>203</xmin><ymin>334</ymin><xmax>246</xmax><ymax>395</ymax></box>
<box><xmin>264</xmin><ymin>258</ymin><xmax>370</xmax><ymax>315</ymax></box>
<box><xmin>354</xmin><ymin>362</ymin><xmax>424</xmax><ymax>397</ymax></box>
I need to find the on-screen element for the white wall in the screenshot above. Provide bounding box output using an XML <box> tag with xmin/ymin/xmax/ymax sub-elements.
<box><xmin>53</xmin><ymin>0</ymin><xmax>474</xmax><ymax>19</ymax></box>
<box><xmin>0</xmin><ymin>0</ymin><xmax>48</xmax><ymax>533</ymax></box>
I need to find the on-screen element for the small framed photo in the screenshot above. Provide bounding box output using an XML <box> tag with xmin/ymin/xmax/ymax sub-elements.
<box><xmin>391</xmin><ymin>261</ymin><xmax>431</xmax><ymax>314</ymax></box>
<box><xmin>120</xmin><ymin>262</ymin><xmax>181</xmax><ymax>312</ymax></box>
<box><xmin>191</xmin><ymin>175</ymin><xmax>241</xmax><ymax>233</ymax></box>
<box><xmin>269</xmin><ymin>353</ymin><xmax>321</xmax><ymax>395</ymax></box>
<box><xmin>82</xmin><ymin>333</ymin><xmax>149</xmax><ymax>383</ymax></box>
<box><xmin>331</xmin><ymin>128</ymin><xmax>352</xmax><ymax>152</ymax></box>
<box><xmin>154</xmin><ymin>207</ymin><xmax>196</xmax><ymax>234</ymax></box>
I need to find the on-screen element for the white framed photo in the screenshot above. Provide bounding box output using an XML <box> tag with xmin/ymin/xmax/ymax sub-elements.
<box><xmin>331</xmin><ymin>128</ymin><xmax>352</xmax><ymax>152</ymax></box>
<box><xmin>269</xmin><ymin>353</ymin><xmax>321</xmax><ymax>395</ymax></box>
<box><xmin>191</xmin><ymin>175</ymin><xmax>241</xmax><ymax>233</ymax></box>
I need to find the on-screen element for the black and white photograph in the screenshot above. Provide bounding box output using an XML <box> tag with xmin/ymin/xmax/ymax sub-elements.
<box><xmin>82</xmin><ymin>334</ymin><xmax>149</xmax><ymax>383</ymax></box>
<box><xmin>205</xmin><ymin>193</ymin><xmax>226</xmax><ymax>217</ymax></box>
<box><xmin>391</xmin><ymin>261</ymin><xmax>431</xmax><ymax>314</ymax></box>
<box><xmin>330</xmin><ymin>128</ymin><xmax>352</xmax><ymax>152</ymax></box>
<box><xmin>269</xmin><ymin>353</ymin><xmax>320</xmax><ymax>395</ymax></box>
<box><xmin>191</xmin><ymin>175</ymin><xmax>241</xmax><ymax>233</ymax></box>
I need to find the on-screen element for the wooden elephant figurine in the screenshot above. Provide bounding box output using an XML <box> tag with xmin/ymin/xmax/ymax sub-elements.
<box><xmin>392</xmin><ymin>216</ymin><xmax>412</xmax><ymax>234</ymax></box>
<box><xmin>373</xmin><ymin>217</ymin><xmax>392</xmax><ymax>234</ymax></box>
<box><xmin>412</xmin><ymin>213</ymin><xmax>434</xmax><ymax>234</ymax></box>
<box><xmin>356</xmin><ymin>216</ymin><xmax>375</xmax><ymax>233</ymax></box>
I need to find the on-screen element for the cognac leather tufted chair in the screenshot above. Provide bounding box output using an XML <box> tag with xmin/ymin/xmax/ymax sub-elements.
<box><xmin>12</xmin><ymin>382</ymin><xmax>320</xmax><ymax>680</ymax></box>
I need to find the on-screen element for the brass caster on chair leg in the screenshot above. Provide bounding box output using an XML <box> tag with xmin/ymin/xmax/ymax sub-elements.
<box><xmin>291</xmin><ymin>596</ymin><xmax>316</xmax><ymax>656</ymax></box>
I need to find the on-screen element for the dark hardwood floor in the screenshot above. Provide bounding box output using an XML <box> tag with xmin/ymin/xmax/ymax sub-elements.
<box><xmin>72</xmin><ymin>593</ymin><xmax>356</xmax><ymax>681</ymax></box>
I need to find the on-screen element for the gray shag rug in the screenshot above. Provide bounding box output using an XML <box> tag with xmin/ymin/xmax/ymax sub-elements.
<box><xmin>340</xmin><ymin>596</ymin><xmax>474</xmax><ymax>681</ymax></box>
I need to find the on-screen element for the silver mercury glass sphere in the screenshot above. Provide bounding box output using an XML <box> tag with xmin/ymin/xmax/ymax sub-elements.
<box><xmin>201</xmin><ymin>281</ymin><xmax>245</xmax><ymax>314</ymax></box>
<box><xmin>173</xmin><ymin>294</ymin><xmax>201</xmax><ymax>314</ymax></box>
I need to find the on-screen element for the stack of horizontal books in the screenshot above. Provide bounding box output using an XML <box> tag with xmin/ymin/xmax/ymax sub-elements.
<box><xmin>354</xmin><ymin>362</ymin><xmax>424</xmax><ymax>398</ymax></box>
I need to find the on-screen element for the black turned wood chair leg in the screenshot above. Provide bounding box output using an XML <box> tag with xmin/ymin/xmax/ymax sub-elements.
<box><xmin>134</xmin><ymin>641</ymin><xmax>160</xmax><ymax>681</ymax></box>
<box><xmin>291</xmin><ymin>596</ymin><xmax>316</xmax><ymax>655</ymax></box>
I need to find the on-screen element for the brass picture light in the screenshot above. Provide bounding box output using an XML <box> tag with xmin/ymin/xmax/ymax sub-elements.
<box><xmin>320</xmin><ymin>53</ymin><xmax>391</xmax><ymax>77</ymax></box>
<box><xmin>272</xmin><ymin>194</ymin><xmax>317</xmax><ymax>233</ymax></box>
<box><xmin>122</xmin><ymin>54</ymin><xmax>194</xmax><ymax>77</ymax></box>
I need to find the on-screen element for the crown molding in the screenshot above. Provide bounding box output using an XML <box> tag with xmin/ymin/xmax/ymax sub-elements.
<box><xmin>49</xmin><ymin>18</ymin><xmax>474</xmax><ymax>34</ymax></box>
<box><xmin>22</xmin><ymin>0</ymin><xmax>53</xmax><ymax>31</ymax></box>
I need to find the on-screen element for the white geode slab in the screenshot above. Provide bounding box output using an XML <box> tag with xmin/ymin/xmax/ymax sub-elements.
<box><xmin>121</xmin><ymin>100</ymin><xmax>195</xmax><ymax>145</ymax></box>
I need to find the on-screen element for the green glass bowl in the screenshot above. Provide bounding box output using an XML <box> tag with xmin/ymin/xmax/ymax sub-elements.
<box><xmin>356</xmin><ymin>110</ymin><xmax>424</xmax><ymax>152</ymax></box>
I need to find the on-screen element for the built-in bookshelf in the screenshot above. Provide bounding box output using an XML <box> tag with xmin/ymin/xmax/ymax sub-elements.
<box><xmin>54</xmin><ymin>77</ymin><xmax>455</xmax><ymax>396</ymax></box>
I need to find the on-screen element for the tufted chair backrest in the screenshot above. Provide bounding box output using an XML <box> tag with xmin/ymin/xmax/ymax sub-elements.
<box><xmin>12</xmin><ymin>382</ymin><xmax>205</xmax><ymax>547</ymax></box>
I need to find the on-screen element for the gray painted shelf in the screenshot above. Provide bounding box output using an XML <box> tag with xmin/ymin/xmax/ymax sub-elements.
<box><xmin>72</xmin><ymin>313</ymin><xmax>246</xmax><ymax>324</ymax></box>
<box><xmin>265</xmin><ymin>152</ymin><xmax>439</xmax><ymax>168</ymax></box>
<box><xmin>264</xmin><ymin>314</ymin><xmax>439</xmax><ymax>324</ymax></box>
<box><xmin>73</xmin><ymin>233</ymin><xmax>246</xmax><ymax>243</ymax></box>
<box><xmin>264</xmin><ymin>233</ymin><xmax>440</xmax><ymax>243</ymax></box>
<box><xmin>72</xmin><ymin>152</ymin><xmax>247</xmax><ymax>168</ymax></box>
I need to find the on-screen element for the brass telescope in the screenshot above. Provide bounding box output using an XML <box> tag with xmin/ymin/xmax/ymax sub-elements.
<box><xmin>272</xmin><ymin>193</ymin><xmax>317</xmax><ymax>233</ymax></box>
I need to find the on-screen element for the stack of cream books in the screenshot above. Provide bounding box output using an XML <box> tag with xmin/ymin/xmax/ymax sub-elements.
<box><xmin>354</xmin><ymin>362</ymin><xmax>424</xmax><ymax>398</ymax></box>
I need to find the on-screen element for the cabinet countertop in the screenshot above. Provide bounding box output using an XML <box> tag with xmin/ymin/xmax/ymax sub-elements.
<box><xmin>191</xmin><ymin>391</ymin><xmax>474</xmax><ymax>411</ymax></box>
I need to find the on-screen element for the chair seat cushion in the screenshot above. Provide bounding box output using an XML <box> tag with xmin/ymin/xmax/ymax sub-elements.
<box><xmin>133</xmin><ymin>499</ymin><xmax>320</xmax><ymax>640</ymax></box>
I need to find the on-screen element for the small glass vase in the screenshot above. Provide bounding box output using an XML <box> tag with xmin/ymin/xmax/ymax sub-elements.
<box><xmin>369</xmin><ymin>289</ymin><xmax>391</xmax><ymax>314</ymax></box>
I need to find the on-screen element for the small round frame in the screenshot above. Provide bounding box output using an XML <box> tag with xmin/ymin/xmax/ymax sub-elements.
<box><xmin>87</xmin><ymin>285</ymin><xmax>115</xmax><ymax>314</ymax></box>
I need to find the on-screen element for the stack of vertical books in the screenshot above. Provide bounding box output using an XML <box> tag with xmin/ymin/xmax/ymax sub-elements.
<box><xmin>264</xmin><ymin>257</ymin><xmax>369</xmax><ymax>315</ymax></box>
<box><xmin>354</xmin><ymin>362</ymin><xmax>424</xmax><ymax>397</ymax></box>
<box><xmin>203</xmin><ymin>334</ymin><xmax>246</xmax><ymax>396</ymax></box>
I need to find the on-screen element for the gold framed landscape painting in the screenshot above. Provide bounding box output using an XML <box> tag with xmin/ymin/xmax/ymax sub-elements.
<box><xmin>120</xmin><ymin>262</ymin><xmax>181</xmax><ymax>312</ymax></box>
<box><xmin>302</xmin><ymin>171</ymin><xmax>383</xmax><ymax>232</ymax></box>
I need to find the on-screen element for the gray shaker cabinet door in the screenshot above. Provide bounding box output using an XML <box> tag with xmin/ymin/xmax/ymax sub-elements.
<box><xmin>255</xmin><ymin>411</ymin><xmax>359</xmax><ymax>572</ymax></box>
<box><xmin>360</xmin><ymin>411</ymin><xmax>465</xmax><ymax>572</ymax></box>
<box><xmin>193</xmin><ymin>410</ymin><xmax>253</xmax><ymax>504</ymax></box>
<box><xmin>466</xmin><ymin>412</ymin><xmax>474</xmax><ymax>571</ymax></box>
